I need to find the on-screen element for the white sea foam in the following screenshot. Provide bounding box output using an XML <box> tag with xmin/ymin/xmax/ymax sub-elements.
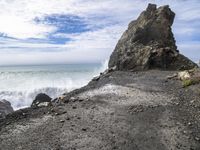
<box><xmin>0</xmin><ymin>61</ymin><xmax>108</xmax><ymax>110</ymax></box>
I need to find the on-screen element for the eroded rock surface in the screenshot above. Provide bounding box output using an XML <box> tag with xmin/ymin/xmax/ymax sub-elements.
<box><xmin>109</xmin><ymin>4</ymin><xmax>197</xmax><ymax>71</ymax></box>
<box><xmin>0</xmin><ymin>100</ymin><xmax>14</xmax><ymax>119</ymax></box>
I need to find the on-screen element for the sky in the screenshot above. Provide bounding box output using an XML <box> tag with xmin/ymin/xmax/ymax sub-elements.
<box><xmin>0</xmin><ymin>0</ymin><xmax>199</xmax><ymax>65</ymax></box>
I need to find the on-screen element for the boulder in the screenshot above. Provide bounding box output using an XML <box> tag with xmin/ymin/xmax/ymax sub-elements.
<box><xmin>109</xmin><ymin>3</ymin><xmax>197</xmax><ymax>71</ymax></box>
<box><xmin>0</xmin><ymin>99</ymin><xmax>14</xmax><ymax>119</ymax></box>
<box><xmin>31</xmin><ymin>93</ymin><xmax>52</xmax><ymax>108</ymax></box>
<box><xmin>178</xmin><ymin>71</ymin><xmax>191</xmax><ymax>81</ymax></box>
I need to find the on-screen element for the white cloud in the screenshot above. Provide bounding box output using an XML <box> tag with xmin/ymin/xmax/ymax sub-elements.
<box><xmin>0</xmin><ymin>0</ymin><xmax>199</xmax><ymax>65</ymax></box>
<box><xmin>0</xmin><ymin>15</ymin><xmax>56</xmax><ymax>39</ymax></box>
<box><xmin>0</xmin><ymin>25</ymin><xmax>124</xmax><ymax>65</ymax></box>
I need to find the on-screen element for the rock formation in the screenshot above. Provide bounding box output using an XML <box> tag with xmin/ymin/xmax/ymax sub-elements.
<box><xmin>0</xmin><ymin>99</ymin><xmax>14</xmax><ymax>119</ymax></box>
<box><xmin>109</xmin><ymin>4</ymin><xmax>197</xmax><ymax>71</ymax></box>
<box><xmin>31</xmin><ymin>93</ymin><xmax>52</xmax><ymax>108</ymax></box>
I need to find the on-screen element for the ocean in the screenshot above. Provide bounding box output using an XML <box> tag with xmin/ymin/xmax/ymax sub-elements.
<box><xmin>0</xmin><ymin>62</ymin><xmax>107</xmax><ymax>110</ymax></box>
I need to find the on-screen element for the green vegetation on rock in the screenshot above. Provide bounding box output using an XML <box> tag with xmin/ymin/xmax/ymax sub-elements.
<box><xmin>182</xmin><ymin>79</ymin><xmax>193</xmax><ymax>87</ymax></box>
<box><xmin>182</xmin><ymin>78</ymin><xmax>200</xmax><ymax>88</ymax></box>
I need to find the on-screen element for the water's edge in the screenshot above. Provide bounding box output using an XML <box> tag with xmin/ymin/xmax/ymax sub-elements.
<box><xmin>0</xmin><ymin>62</ymin><xmax>108</xmax><ymax>110</ymax></box>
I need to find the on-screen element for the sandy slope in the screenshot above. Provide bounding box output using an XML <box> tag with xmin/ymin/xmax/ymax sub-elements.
<box><xmin>0</xmin><ymin>70</ymin><xmax>200</xmax><ymax>150</ymax></box>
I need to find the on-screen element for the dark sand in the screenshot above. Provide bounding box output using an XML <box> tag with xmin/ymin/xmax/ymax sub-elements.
<box><xmin>0</xmin><ymin>70</ymin><xmax>200</xmax><ymax>150</ymax></box>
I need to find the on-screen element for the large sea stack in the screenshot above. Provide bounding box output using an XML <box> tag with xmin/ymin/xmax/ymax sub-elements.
<box><xmin>109</xmin><ymin>4</ymin><xmax>197</xmax><ymax>71</ymax></box>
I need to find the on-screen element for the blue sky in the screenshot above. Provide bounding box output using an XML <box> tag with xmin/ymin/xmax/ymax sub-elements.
<box><xmin>0</xmin><ymin>0</ymin><xmax>199</xmax><ymax>65</ymax></box>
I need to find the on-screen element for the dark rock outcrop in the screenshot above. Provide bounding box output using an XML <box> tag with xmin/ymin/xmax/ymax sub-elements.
<box><xmin>31</xmin><ymin>93</ymin><xmax>52</xmax><ymax>108</ymax></box>
<box><xmin>0</xmin><ymin>99</ymin><xmax>14</xmax><ymax>119</ymax></box>
<box><xmin>109</xmin><ymin>3</ymin><xmax>197</xmax><ymax>71</ymax></box>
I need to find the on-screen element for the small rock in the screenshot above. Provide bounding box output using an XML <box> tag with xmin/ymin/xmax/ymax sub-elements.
<box><xmin>22</xmin><ymin>113</ymin><xmax>27</xmax><ymax>116</ymax></box>
<box><xmin>59</xmin><ymin>120</ymin><xmax>65</xmax><ymax>123</ymax></box>
<box><xmin>70</xmin><ymin>97</ymin><xmax>76</xmax><ymax>102</ymax></box>
<box><xmin>91</xmin><ymin>106</ymin><xmax>96</xmax><ymax>109</ymax></box>
<box><xmin>183</xmin><ymin>130</ymin><xmax>187</xmax><ymax>134</ymax></box>
<box><xmin>178</xmin><ymin>71</ymin><xmax>191</xmax><ymax>81</ymax></box>
<box><xmin>78</xmin><ymin>99</ymin><xmax>84</xmax><ymax>102</ymax></box>
<box><xmin>72</xmin><ymin>106</ymin><xmax>77</xmax><ymax>109</ymax></box>
<box><xmin>112</xmin><ymin>146</ymin><xmax>118</xmax><ymax>149</ymax></box>
<box><xmin>37</xmin><ymin>102</ymin><xmax>50</xmax><ymax>107</ymax></box>
<box><xmin>58</xmin><ymin>95</ymin><xmax>65</xmax><ymax>101</ymax></box>
<box><xmin>92</xmin><ymin>76</ymin><xmax>100</xmax><ymax>81</ymax></box>
<box><xmin>0</xmin><ymin>99</ymin><xmax>14</xmax><ymax>118</ymax></box>
<box><xmin>31</xmin><ymin>93</ymin><xmax>52</xmax><ymax>108</ymax></box>
<box><xmin>110</xmin><ymin>112</ymin><xmax>114</xmax><ymax>115</ymax></box>
<box><xmin>174</xmin><ymin>102</ymin><xmax>179</xmax><ymax>105</ymax></box>
<box><xmin>82</xmin><ymin>128</ymin><xmax>87</xmax><ymax>131</ymax></box>
<box><xmin>195</xmin><ymin>137</ymin><xmax>200</xmax><ymax>141</ymax></box>
<box><xmin>167</xmin><ymin>73</ymin><xmax>177</xmax><ymax>79</ymax></box>
<box><xmin>62</xmin><ymin>111</ymin><xmax>67</xmax><ymax>114</ymax></box>
<box><xmin>190</xmin><ymin>100</ymin><xmax>195</xmax><ymax>104</ymax></box>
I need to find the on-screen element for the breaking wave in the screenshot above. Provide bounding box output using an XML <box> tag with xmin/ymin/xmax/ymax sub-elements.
<box><xmin>0</xmin><ymin>61</ymin><xmax>108</xmax><ymax>110</ymax></box>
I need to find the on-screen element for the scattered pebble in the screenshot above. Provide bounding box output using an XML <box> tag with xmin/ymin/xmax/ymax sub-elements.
<box><xmin>92</xmin><ymin>76</ymin><xmax>100</xmax><ymax>81</ymax></box>
<box><xmin>110</xmin><ymin>112</ymin><xmax>114</xmax><ymax>115</ymax></box>
<box><xmin>72</xmin><ymin>106</ymin><xmax>77</xmax><ymax>109</ymax></box>
<box><xmin>183</xmin><ymin>130</ymin><xmax>187</xmax><ymax>134</ymax></box>
<box><xmin>59</xmin><ymin>120</ymin><xmax>65</xmax><ymax>123</ymax></box>
<box><xmin>22</xmin><ymin>113</ymin><xmax>27</xmax><ymax>116</ymax></box>
<box><xmin>91</xmin><ymin>106</ymin><xmax>96</xmax><ymax>109</ymax></box>
<box><xmin>174</xmin><ymin>102</ymin><xmax>179</xmax><ymax>105</ymax></box>
<box><xmin>78</xmin><ymin>99</ymin><xmax>84</xmax><ymax>102</ymax></box>
<box><xmin>190</xmin><ymin>100</ymin><xmax>195</xmax><ymax>104</ymax></box>
<box><xmin>62</xmin><ymin>111</ymin><xmax>67</xmax><ymax>114</ymax></box>
<box><xmin>82</xmin><ymin>128</ymin><xmax>87</xmax><ymax>131</ymax></box>
<box><xmin>195</xmin><ymin>137</ymin><xmax>200</xmax><ymax>141</ymax></box>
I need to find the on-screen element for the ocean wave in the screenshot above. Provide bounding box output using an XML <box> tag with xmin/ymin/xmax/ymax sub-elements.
<box><xmin>0</xmin><ymin>61</ymin><xmax>108</xmax><ymax>110</ymax></box>
<box><xmin>0</xmin><ymin>87</ymin><xmax>67</xmax><ymax>110</ymax></box>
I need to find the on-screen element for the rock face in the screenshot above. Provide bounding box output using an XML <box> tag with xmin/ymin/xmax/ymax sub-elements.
<box><xmin>0</xmin><ymin>99</ymin><xmax>14</xmax><ymax>119</ymax></box>
<box><xmin>109</xmin><ymin>4</ymin><xmax>197</xmax><ymax>71</ymax></box>
<box><xmin>31</xmin><ymin>93</ymin><xmax>52</xmax><ymax>108</ymax></box>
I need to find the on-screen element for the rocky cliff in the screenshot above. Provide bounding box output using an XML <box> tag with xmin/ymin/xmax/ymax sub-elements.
<box><xmin>109</xmin><ymin>4</ymin><xmax>197</xmax><ymax>71</ymax></box>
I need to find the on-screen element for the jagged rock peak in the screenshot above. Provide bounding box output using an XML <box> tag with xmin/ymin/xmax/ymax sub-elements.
<box><xmin>108</xmin><ymin>3</ymin><xmax>197</xmax><ymax>71</ymax></box>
